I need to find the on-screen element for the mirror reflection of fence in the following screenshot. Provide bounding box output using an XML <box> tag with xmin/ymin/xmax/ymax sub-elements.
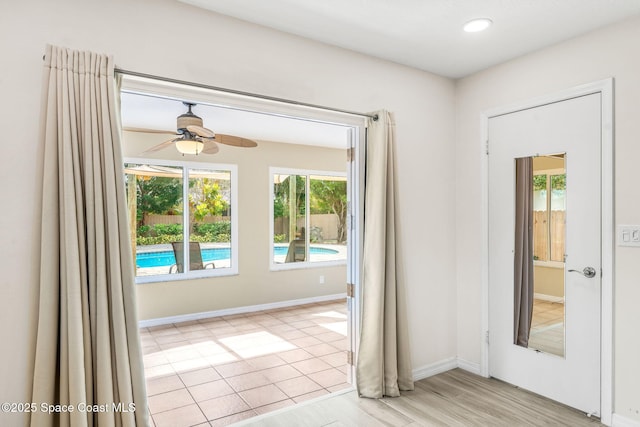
<box><xmin>533</xmin><ymin>210</ymin><xmax>565</xmax><ymax>261</ymax></box>
<box><xmin>514</xmin><ymin>154</ymin><xmax>566</xmax><ymax>358</ymax></box>
<box><xmin>532</xmin><ymin>155</ymin><xmax>566</xmax><ymax>263</ymax></box>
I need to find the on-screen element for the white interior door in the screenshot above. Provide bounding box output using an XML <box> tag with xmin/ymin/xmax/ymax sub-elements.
<box><xmin>488</xmin><ymin>93</ymin><xmax>601</xmax><ymax>415</ymax></box>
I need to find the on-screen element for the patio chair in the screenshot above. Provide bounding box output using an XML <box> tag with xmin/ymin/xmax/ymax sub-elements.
<box><xmin>285</xmin><ymin>239</ymin><xmax>306</xmax><ymax>262</ymax></box>
<box><xmin>169</xmin><ymin>242</ymin><xmax>215</xmax><ymax>273</ymax></box>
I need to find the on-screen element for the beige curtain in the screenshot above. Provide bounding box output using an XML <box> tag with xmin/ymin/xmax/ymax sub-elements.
<box><xmin>514</xmin><ymin>157</ymin><xmax>534</xmax><ymax>347</ymax></box>
<box><xmin>31</xmin><ymin>45</ymin><xmax>148</xmax><ymax>426</ymax></box>
<box><xmin>356</xmin><ymin>111</ymin><xmax>414</xmax><ymax>398</ymax></box>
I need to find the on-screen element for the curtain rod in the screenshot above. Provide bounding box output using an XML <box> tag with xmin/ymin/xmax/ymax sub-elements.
<box><xmin>114</xmin><ymin>68</ymin><xmax>378</xmax><ymax>121</ymax></box>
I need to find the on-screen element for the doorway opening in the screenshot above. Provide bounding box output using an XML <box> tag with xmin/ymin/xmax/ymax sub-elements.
<box><xmin>119</xmin><ymin>75</ymin><xmax>365</xmax><ymax>425</ymax></box>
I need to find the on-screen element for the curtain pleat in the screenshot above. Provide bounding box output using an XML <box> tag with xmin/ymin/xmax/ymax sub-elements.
<box><xmin>31</xmin><ymin>44</ymin><xmax>148</xmax><ymax>427</ymax></box>
<box><xmin>514</xmin><ymin>157</ymin><xmax>534</xmax><ymax>347</ymax></box>
<box><xmin>356</xmin><ymin>111</ymin><xmax>414</xmax><ymax>398</ymax></box>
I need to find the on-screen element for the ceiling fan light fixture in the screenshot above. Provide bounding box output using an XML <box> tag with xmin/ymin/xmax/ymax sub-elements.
<box><xmin>463</xmin><ymin>18</ymin><xmax>492</xmax><ymax>33</ymax></box>
<box><xmin>133</xmin><ymin>101</ymin><xmax>258</xmax><ymax>156</ymax></box>
<box><xmin>175</xmin><ymin>138</ymin><xmax>204</xmax><ymax>155</ymax></box>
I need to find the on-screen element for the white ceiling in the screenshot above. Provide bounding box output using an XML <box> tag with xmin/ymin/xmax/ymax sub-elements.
<box><xmin>123</xmin><ymin>0</ymin><xmax>640</xmax><ymax>151</ymax></box>
<box><xmin>120</xmin><ymin>92</ymin><xmax>353</xmax><ymax>152</ymax></box>
<box><xmin>179</xmin><ymin>0</ymin><xmax>640</xmax><ymax>78</ymax></box>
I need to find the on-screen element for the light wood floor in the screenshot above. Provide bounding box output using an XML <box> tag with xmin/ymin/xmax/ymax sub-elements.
<box><xmin>236</xmin><ymin>369</ymin><xmax>602</xmax><ymax>426</ymax></box>
<box><xmin>529</xmin><ymin>299</ymin><xmax>565</xmax><ymax>357</ymax></box>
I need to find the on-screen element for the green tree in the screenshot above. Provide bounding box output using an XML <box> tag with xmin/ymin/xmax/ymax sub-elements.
<box><xmin>551</xmin><ymin>174</ymin><xmax>566</xmax><ymax>190</ymax></box>
<box><xmin>533</xmin><ymin>174</ymin><xmax>547</xmax><ymax>191</ymax></box>
<box><xmin>135</xmin><ymin>176</ymin><xmax>182</xmax><ymax>226</ymax></box>
<box><xmin>533</xmin><ymin>174</ymin><xmax>566</xmax><ymax>192</ymax></box>
<box><xmin>189</xmin><ymin>178</ymin><xmax>229</xmax><ymax>221</ymax></box>
<box><xmin>273</xmin><ymin>175</ymin><xmax>306</xmax><ymax>218</ymax></box>
<box><xmin>310</xmin><ymin>179</ymin><xmax>347</xmax><ymax>243</ymax></box>
<box><xmin>273</xmin><ymin>175</ymin><xmax>306</xmax><ymax>242</ymax></box>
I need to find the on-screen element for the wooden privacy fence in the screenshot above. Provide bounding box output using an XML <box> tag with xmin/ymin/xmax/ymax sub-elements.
<box><xmin>533</xmin><ymin>210</ymin><xmax>565</xmax><ymax>262</ymax></box>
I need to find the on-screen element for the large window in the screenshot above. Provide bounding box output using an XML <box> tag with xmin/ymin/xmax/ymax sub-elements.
<box><xmin>270</xmin><ymin>168</ymin><xmax>347</xmax><ymax>269</ymax></box>
<box><xmin>125</xmin><ymin>161</ymin><xmax>238</xmax><ymax>282</ymax></box>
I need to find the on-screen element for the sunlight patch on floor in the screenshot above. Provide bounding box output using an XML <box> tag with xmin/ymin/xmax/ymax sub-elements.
<box><xmin>219</xmin><ymin>331</ymin><xmax>297</xmax><ymax>358</ymax></box>
<box><xmin>319</xmin><ymin>321</ymin><xmax>347</xmax><ymax>336</ymax></box>
<box><xmin>313</xmin><ymin>310</ymin><xmax>347</xmax><ymax>320</ymax></box>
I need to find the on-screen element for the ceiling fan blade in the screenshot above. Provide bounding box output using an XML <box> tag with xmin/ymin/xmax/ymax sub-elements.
<box><xmin>187</xmin><ymin>125</ymin><xmax>215</xmax><ymax>138</ymax></box>
<box><xmin>124</xmin><ymin>127</ymin><xmax>177</xmax><ymax>136</ymax></box>
<box><xmin>201</xmin><ymin>140</ymin><xmax>219</xmax><ymax>155</ymax></box>
<box><xmin>141</xmin><ymin>138</ymin><xmax>178</xmax><ymax>154</ymax></box>
<box><xmin>213</xmin><ymin>134</ymin><xmax>258</xmax><ymax>148</ymax></box>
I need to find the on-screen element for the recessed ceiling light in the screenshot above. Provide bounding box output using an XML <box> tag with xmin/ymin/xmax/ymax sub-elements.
<box><xmin>464</xmin><ymin>18</ymin><xmax>493</xmax><ymax>33</ymax></box>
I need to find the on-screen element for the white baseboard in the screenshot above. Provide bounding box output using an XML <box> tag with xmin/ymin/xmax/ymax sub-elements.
<box><xmin>412</xmin><ymin>357</ymin><xmax>458</xmax><ymax>381</ymax></box>
<box><xmin>457</xmin><ymin>358</ymin><xmax>482</xmax><ymax>375</ymax></box>
<box><xmin>138</xmin><ymin>293</ymin><xmax>347</xmax><ymax>328</ymax></box>
<box><xmin>412</xmin><ymin>357</ymin><xmax>483</xmax><ymax>382</ymax></box>
<box><xmin>613</xmin><ymin>414</ymin><xmax>640</xmax><ymax>427</ymax></box>
<box><xmin>534</xmin><ymin>292</ymin><xmax>565</xmax><ymax>303</ymax></box>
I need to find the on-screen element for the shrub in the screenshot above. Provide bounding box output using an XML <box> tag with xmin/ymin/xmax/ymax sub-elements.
<box><xmin>153</xmin><ymin>223</ymin><xmax>183</xmax><ymax>236</ymax></box>
<box><xmin>193</xmin><ymin>221</ymin><xmax>231</xmax><ymax>236</ymax></box>
<box><xmin>273</xmin><ymin>234</ymin><xmax>287</xmax><ymax>243</ymax></box>
<box><xmin>214</xmin><ymin>233</ymin><xmax>230</xmax><ymax>243</ymax></box>
<box><xmin>136</xmin><ymin>221</ymin><xmax>231</xmax><ymax>245</ymax></box>
<box><xmin>187</xmin><ymin>233</ymin><xmax>229</xmax><ymax>243</ymax></box>
<box><xmin>190</xmin><ymin>235</ymin><xmax>208</xmax><ymax>243</ymax></box>
<box><xmin>137</xmin><ymin>225</ymin><xmax>151</xmax><ymax>237</ymax></box>
<box><xmin>136</xmin><ymin>234</ymin><xmax>182</xmax><ymax>246</ymax></box>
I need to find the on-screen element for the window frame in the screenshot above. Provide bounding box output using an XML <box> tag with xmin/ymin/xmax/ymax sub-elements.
<box><xmin>533</xmin><ymin>167</ymin><xmax>566</xmax><ymax>269</ymax></box>
<box><xmin>125</xmin><ymin>157</ymin><xmax>239</xmax><ymax>284</ymax></box>
<box><xmin>269</xmin><ymin>166</ymin><xmax>348</xmax><ymax>271</ymax></box>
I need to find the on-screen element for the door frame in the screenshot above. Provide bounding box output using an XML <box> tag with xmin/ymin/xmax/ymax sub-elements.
<box><xmin>479</xmin><ymin>79</ymin><xmax>614</xmax><ymax>424</ymax></box>
<box><xmin>120</xmin><ymin>74</ymin><xmax>366</xmax><ymax>386</ymax></box>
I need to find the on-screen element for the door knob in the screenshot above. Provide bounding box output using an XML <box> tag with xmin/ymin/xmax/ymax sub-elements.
<box><xmin>568</xmin><ymin>266</ymin><xmax>597</xmax><ymax>278</ymax></box>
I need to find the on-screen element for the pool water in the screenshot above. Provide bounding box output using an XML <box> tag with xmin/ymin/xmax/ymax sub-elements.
<box><xmin>136</xmin><ymin>246</ymin><xmax>339</xmax><ymax>268</ymax></box>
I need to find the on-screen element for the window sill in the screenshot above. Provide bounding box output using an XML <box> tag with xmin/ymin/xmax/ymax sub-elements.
<box><xmin>270</xmin><ymin>260</ymin><xmax>347</xmax><ymax>272</ymax></box>
<box><xmin>135</xmin><ymin>268</ymin><xmax>239</xmax><ymax>284</ymax></box>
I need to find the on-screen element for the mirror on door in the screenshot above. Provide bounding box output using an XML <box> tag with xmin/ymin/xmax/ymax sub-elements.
<box><xmin>514</xmin><ymin>154</ymin><xmax>566</xmax><ymax>357</ymax></box>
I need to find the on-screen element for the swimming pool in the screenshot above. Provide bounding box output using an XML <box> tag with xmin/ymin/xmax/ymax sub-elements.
<box><xmin>136</xmin><ymin>246</ymin><xmax>339</xmax><ymax>268</ymax></box>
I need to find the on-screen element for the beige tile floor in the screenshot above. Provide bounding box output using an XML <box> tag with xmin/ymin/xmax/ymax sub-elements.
<box><xmin>140</xmin><ymin>299</ymin><xmax>350</xmax><ymax>427</ymax></box>
<box><xmin>529</xmin><ymin>299</ymin><xmax>564</xmax><ymax>356</ymax></box>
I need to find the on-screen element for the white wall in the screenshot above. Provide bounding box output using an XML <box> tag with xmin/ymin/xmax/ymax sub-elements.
<box><xmin>456</xmin><ymin>16</ymin><xmax>640</xmax><ymax>423</ymax></box>
<box><xmin>0</xmin><ymin>0</ymin><xmax>456</xmax><ymax>424</ymax></box>
<box><xmin>534</xmin><ymin>266</ymin><xmax>564</xmax><ymax>299</ymax></box>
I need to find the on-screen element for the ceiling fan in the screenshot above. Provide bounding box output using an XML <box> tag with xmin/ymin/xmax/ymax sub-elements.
<box><xmin>127</xmin><ymin>102</ymin><xmax>258</xmax><ymax>155</ymax></box>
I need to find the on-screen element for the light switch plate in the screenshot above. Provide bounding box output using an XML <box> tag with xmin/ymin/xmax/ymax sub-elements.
<box><xmin>617</xmin><ymin>225</ymin><xmax>640</xmax><ymax>247</ymax></box>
